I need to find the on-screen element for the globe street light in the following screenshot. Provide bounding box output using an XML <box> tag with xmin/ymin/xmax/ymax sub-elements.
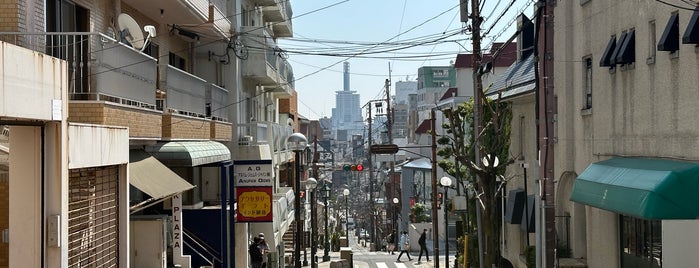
<box><xmin>321</xmin><ymin>182</ymin><xmax>331</xmax><ymax>261</ymax></box>
<box><xmin>306</xmin><ymin>178</ymin><xmax>318</xmax><ymax>268</ymax></box>
<box><xmin>343</xmin><ymin>188</ymin><xmax>350</xmax><ymax>238</ymax></box>
<box><xmin>440</xmin><ymin>176</ymin><xmax>453</xmax><ymax>268</ymax></box>
<box><xmin>392</xmin><ymin>197</ymin><xmax>399</xmax><ymax>244</ymax></box>
<box><xmin>286</xmin><ymin>133</ymin><xmax>308</xmax><ymax>268</ymax></box>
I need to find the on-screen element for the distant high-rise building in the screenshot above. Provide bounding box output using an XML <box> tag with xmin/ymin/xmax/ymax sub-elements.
<box><xmin>343</xmin><ymin>61</ymin><xmax>350</xmax><ymax>91</ymax></box>
<box><xmin>332</xmin><ymin>62</ymin><xmax>363</xmax><ymax>142</ymax></box>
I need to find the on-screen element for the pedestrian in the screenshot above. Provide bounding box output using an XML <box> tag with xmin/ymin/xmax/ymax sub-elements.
<box><xmin>258</xmin><ymin>233</ymin><xmax>270</xmax><ymax>268</ymax></box>
<box><xmin>417</xmin><ymin>229</ymin><xmax>429</xmax><ymax>262</ymax></box>
<box><xmin>387</xmin><ymin>232</ymin><xmax>396</xmax><ymax>255</ymax></box>
<box><xmin>396</xmin><ymin>231</ymin><xmax>412</xmax><ymax>262</ymax></box>
<box><xmin>249</xmin><ymin>236</ymin><xmax>263</xmax><ymax>268</ymax></box>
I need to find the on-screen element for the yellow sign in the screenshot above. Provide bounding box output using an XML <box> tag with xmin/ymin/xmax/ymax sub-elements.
<box><xmin>238</xmin><ymin>190</ymin><xmax>272</xmax><ymax>218</ymax></box>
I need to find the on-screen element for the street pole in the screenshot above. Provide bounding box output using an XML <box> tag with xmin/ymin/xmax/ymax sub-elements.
<box><xmin>367</xmin><ymin>103</ymin><xmax>375</xmax><ymax>247</ymax></box>
<box><xmin>322</xmin><ymin>183</ymin><xmax>331</xmax><ymax>262</ymax></box>
<box><xmin>431</xmin><ymin>109</ymin><xmax>440</xmax><ymax>268</ymax></box>
<box><xmin>469</xmin><ymin>0</ymin><xmax>486</xmax><ymax>267</ymax></box>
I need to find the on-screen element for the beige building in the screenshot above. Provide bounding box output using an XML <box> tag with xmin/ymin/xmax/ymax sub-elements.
<box><xmin>554</xmin><ymin>1</ymin><xmax>699</xmax><ymax>267</ymax></box>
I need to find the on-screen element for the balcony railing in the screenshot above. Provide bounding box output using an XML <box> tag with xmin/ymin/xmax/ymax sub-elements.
<box><xmin>165</xmin><ymin>65</ymin><xmax>208</xmax><ymax>118</ymax></box>
<box><xmin>0</xmin><ymin>32</ymin><xmax>158</xmax><ymax>109</ymax></box>
<box><xmin>240</xmin><ymin>27</ymin><xmax>294</xmax><ymax>95</ymax></box>
<box><xmin>206</xmin><ymin>83</ymin><xmax>229</xmax><ymax>122</ymax></box>
<box><xmin>237</xmin><ymin>121</ymin><xmax>292</xmax><ymax>152</ymax></box>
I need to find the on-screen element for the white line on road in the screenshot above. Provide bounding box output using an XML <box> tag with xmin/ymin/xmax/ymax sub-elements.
<box><xmin>376</xmin><ymin>262</ymin><xmax>389</xmax><ymax>268</ymax></box>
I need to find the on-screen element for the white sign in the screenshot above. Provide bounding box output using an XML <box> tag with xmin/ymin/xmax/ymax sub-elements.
<box><xmin>234</xmin><ymin>161</ymin><xmax>274</xmax><ymax>187</ymax></box>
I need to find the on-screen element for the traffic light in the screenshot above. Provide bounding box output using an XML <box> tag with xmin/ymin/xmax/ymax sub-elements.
<box><xmin>342</xmin><ymin>164</ymin><xmax>364</xmax><ymax>171</ymax></box>
<box><xmin>437</xmin><ymin>192</ymin><xmax>444</xmax><ymax>209</ymax></box>
<box><xmin>355</xmin><ymin>164</ymin><xmax>363</xmax><ymax>171</ymax></box>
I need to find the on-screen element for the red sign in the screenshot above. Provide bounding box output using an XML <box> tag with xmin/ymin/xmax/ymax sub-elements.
<box><xmin>236</xmin><ymin>187</ymin><xmax>273</xmax><ymax>222</ymax></box>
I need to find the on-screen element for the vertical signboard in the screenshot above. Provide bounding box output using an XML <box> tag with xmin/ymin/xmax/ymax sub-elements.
<box><xmin>234</xmin><ymin>160</ymin><xmax>274</xmax><ymax>222</ymax></box>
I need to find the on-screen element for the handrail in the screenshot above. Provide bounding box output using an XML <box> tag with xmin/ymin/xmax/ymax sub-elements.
<box><xmin>183</xmin><ymin>228</ymin><xmax>223</xmax><ymax>264</ymax></box>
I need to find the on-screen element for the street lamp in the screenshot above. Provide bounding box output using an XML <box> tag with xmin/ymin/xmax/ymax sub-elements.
<box><xmin>306</xmin><ymin>178</ymin><xmax>318</xmax><ymax>268</ymax></box>
<box><xmin>440</xmin><ymin>176</ymin><xmax>453</xmax><ymax>268</ymax></box>
<box><xmin>287</xmin><ymin>133</ymin><xmax>308</xmax><ymax>268</ymax></box>
<box><xmin>343</xmin><ymin>188</ymin><xmax>350</xmax><ymax>238</ymax></box>
<box><xmin>392</xmin><ymin>197</ymin><xmax>399</xmax><ymax>241</ymax></box>
<box><xmin>321</xmin><ymin>182</ymin><xmax>331</xmax><ymax>261</ymax></box>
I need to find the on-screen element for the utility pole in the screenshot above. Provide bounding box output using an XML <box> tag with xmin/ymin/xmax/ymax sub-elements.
<box><xmin>469</xmin><ymin>0</ymin><xmax>485</xmax><ymax>267</ymax></box>
<box><xmin>367</xmin><ymin>103</ymin><xmax>375</xmax><ymax>246</ymax></box>
<box><xmin>431</xmin><ymin>109</ymin><xmax>440</xmax><ymax>268</ymax></box>
<box><xmin>537</xmin><ymin>0</ymin><xmax>556</xmax><ymax>266</ymax></box>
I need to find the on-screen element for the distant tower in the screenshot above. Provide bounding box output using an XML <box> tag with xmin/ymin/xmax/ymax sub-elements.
<box><xmin>343</xmin><ymin>61</ymin><xmax>350</xmax><ymax>91</ymax></box>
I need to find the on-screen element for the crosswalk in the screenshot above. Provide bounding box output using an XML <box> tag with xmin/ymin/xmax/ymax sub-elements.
<box><xmin>375</xmin><ymin>262</ymin><xmax>408</xmax><ymax>268</ymax></box>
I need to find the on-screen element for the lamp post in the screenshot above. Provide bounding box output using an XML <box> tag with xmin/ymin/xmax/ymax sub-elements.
<box><xmin>321</xmin><ymin>182</ymin><xmax>331</xmax><ymax>261</ymax></box>
<box><xmin>343</xmin><ymin>188</ymin><xmax>350</xmax><ymax>238</ymax></box>
<box><xmin>306</xmin><ymin>178</ymin><xmax>318</xmax><ymax>268</ymax></box>
<box><xmin>287</xmin><ymin>133</ymin><xmax>308</xmax><ymax>268</ymax></box>
<box><xmin>392</xmin><ymin>197</ymin><xmax>399</xmax><ymax>241</ymax></box>
<box><xmin>440</xmin><ymin>176</ymin><xmax>453</xmax><ymax>268</ymax></box>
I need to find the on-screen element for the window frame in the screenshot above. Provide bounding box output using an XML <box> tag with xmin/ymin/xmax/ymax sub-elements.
<box><xmin>583</xmin><ymin>56</ymin><xmax>593</xmax><ymax>111</ymax></box>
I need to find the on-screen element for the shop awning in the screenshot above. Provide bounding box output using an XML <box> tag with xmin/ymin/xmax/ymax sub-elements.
<box><xmin>570</xmin><ymin>158</ymin><xmax>699</xmax><ymax>219</ymax></box>
<box><xmin>130</xmin><ymin>150</ymin><xmax>194</xmax><ymax>200</ymax></box>
<box><xmin>145</xmin><ymin>141</ymin><xmax>231</xmax><ymax>166</ymax></box>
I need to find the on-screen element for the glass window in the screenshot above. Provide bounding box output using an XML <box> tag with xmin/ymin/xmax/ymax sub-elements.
<box><xmin>620</xmin><ymin>215</ymin><xmax>662</xmax><ymax>268</ymax></box>
<box><xmin>584</xmin><ymin>57</ymin><xmax>592</xmax><ymax>110</ymax></box>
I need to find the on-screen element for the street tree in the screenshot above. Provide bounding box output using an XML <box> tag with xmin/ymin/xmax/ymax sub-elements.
<box><xmin>437</xmin><ymin>95</ymin><xmax>513</xmax><ymax>267</ymax></box>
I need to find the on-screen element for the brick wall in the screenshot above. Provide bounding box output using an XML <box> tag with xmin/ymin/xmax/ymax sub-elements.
<box><xmin>163</xmin><ymin>114</ymin><xmax>211</xmax><ymax>140</ymax></box>
<box><xmin>211</xmin><ymin>121</ymin><xmax>232</xmax><ymax>141</ymax></box>
<box><xmin>0</xmin><ymin>0</ymin><xmax>19</xmax><ymax>32</ymax></box>
<box><xmin>68</xmin><ymin>102</ymin><xmax>162</xmax><ymax>139</ymax></box>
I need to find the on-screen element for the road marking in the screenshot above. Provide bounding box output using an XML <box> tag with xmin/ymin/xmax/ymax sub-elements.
<box><xmin>376</xmin><ymin>262</ymin><xmax>389</xmax><ymax>268</ymax></box>
<box><xmin>394</xmin><ymin>262</ymin><xmax>407</xmax><ymax>268</ymax></box>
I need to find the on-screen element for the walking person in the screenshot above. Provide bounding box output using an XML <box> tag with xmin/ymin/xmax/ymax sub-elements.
<box><xmin>249</xmin><ymin>236</ymin><xmax>263</xmax><ymax>268</ymax></box>
<box><xmin>396</xmin><ymin>231</ymin><xmax>413</xmax><ymax>262</ymax></box>
<box><xmin>417</xmin><ymin>229</ymin><xmax>430</xmax><ymax>263</ymax></box>
<box><xmin>387</xmin><ymin>232</ymin><xmax>396</xmax><ymax>255</ymax></box>
<box><xmin>258</xmin><ymin>233</ymin><xmax>270</xmax><ymax>268</ymax></box>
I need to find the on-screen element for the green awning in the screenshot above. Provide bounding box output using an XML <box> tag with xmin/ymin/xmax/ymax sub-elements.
<box><xmin>571</xmin><ymin>158</ymin><xmax>699</xmax><ymax>219</ymax></box>
<box><xmin>145</xmin><ymin>141</ymin><xmax>231</xmax><ymax>166</ymax></box>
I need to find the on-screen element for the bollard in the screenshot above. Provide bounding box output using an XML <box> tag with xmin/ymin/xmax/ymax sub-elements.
<box><xmin>349</xmin><ymin>252</ymin><xmax>353</xmax><ymax>268</ymax></box>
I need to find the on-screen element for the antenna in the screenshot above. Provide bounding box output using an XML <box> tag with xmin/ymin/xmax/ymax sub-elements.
<box><xmin>118</xmin><ymin>13</ymin><xmax>156</xmax><ymax>52</ymax></box>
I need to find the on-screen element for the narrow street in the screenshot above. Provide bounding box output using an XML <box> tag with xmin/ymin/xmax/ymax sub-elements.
<box><xmin>316</xmin><ymin>235</ymin><xmax>451</xmax><ymax>268</ymax></box>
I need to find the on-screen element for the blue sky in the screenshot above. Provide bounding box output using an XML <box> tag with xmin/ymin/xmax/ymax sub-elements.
<box><xmin>280</xmin><ymin>0</ymin><xmax>534</xmax><ymax>120</ymax></box>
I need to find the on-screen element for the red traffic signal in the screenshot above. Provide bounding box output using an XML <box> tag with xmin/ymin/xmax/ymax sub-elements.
<box><xmin>343</xmin><ymin>164</ymin><xmax>364</xmax><ymax>171</ymax></box>
<box><xmin>437</xmin><ymin>192</ymin><xmax>444</xmax><ymax>209</ymax></box>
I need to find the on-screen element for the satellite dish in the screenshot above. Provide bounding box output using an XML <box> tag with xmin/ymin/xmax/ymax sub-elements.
<box><xmin>118</xmin><ymin>13</ymin><xmax>156</xmax><ymax>52</ymax></box>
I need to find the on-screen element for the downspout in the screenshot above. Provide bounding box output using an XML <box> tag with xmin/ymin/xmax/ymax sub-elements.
<box><xmin>41</xmin><ymin>125</ymin><xmax>45</xmax><ymax>267</ymax></box>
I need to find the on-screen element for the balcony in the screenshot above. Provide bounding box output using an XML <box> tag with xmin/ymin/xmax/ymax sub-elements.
<box><xmin>0</xmin><ymin>33</ymin><xmax>158</xmax><ymax>107</ymax></box>
<box><xmin>263</xmin><ymin>0</ymin><xmax>293</xmax><ymax>37</ymax></box>
<box><xmin>237</xmin><ymin>121</ymin><xmax>293</xmax><ymax>161</ymax></box>
<box><xmin>121</xmin><ymin>0</ymin><xmax>231</xmax><ymax>39</ymax></box>
<box><xmin>240</xmin><ymin>27</ymin><xmax>294</xmax><ymax>98</ymax></box>
<box><xmin>0</xmin><ymin>32</ymin><xmax>230</xmax><ymax>141</ymax></box>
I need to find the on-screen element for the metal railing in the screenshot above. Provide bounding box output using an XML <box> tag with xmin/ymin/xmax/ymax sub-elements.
<box><xmin>236</xmin><ymin>121</ymin><xmax>292</xmax><ymax>151</ymax></box>
<box><xmin>206</xmin><ymin>83</ymin><xmax>229</xmax><ymax>122</ymax></box>
<box><xmin>165</xmin><ymin>65</ymin><xmax>208</xmax><ymax>118</ymax></box>
<box><xmin>0</xmin><ymin>32</ymin><xmax>158</xmax><ymax>109</ymax></box>
<box><xmin>183</xmin><ymin>227</ymin><xmax>222</xmax><ymax>266</ymax></box>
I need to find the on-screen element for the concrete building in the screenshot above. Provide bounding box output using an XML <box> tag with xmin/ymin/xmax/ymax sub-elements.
<box><xmin>331</xmin><ymin>62</ymin><xmax>363</xmax><ymax>143</ymax></box>
<box><xmin>0</xmin><ymin>0</ymin><xmax>299</xmax><ymax>267</ymax></box>
<box><xmin>554</xmin><ymin>1</ymin><xmax>699</xmax><ymax>267</ymax></box>
<box><xmin>392</xmin><ymin>80</ymin><xmax>417</xmax><ymax>140</ymax></box>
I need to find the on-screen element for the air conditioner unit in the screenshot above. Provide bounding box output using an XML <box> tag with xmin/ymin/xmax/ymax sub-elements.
<box><xmin>238</xmin><ymin>135</ymin><xmax>254</xmax><ymax>146</ymax></box>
